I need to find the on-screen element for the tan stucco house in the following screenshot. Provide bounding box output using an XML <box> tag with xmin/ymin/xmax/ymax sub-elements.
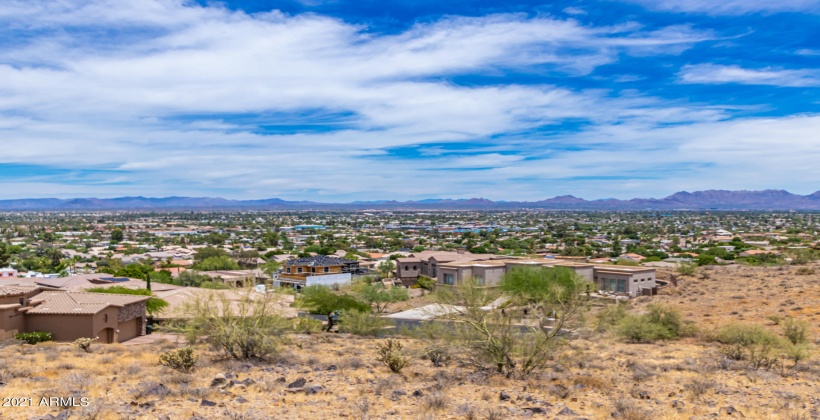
<box><xmin>0</xmin><ymin>286</ymin><xmax>149</xmax><ymax>343</ymax></box>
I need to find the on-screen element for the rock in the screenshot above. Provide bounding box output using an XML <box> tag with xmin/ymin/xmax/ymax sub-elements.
<box><xmin>288</xmin><ymin>377</ymin><xmax>307</xmax><ymax>389</ymax></box>
<box><xmin>236</xmin><ymin>397</ymin><xmax>249</xmax><ymax>404</ymax></box>
<box><xmin>393</xmin><ymin>390</ymin><xmax>407</xmax><ymax>397</ymax></box>
<box><xmin>524</xmin><ymin>407</ymin><xmax>546</xmax><ymax>414</ymax></box>
<box><xmin>412</xmin><ymin>390</ymin><xmax>424</xmax><ymax>397</ymax></box>
<box><xmin>210</xmin><ymin>374</ymin><xmax>227</xmax><ymax>388</ymax></box>
<box><xmin>556</xmin><ymin>407</ymin><xmax>577</xmax><ymax>416</ymax></box>
<box><xmin>327</xmin><ymin>365</ymin><xmax>338</xmax><ymax>371</ymax></box>
<box><xmin>720</xmin><ymin>406</ymin><xmax>744</xmax><ymax>417</ymax></box>
<box><xmin>225</xmin><ymin>373</ymin><xmax>236</xmax><ymax>380</ymax></box>
<box><xmin>672</xmin><ymin>400</ymin><xmax>685</xmax><ymax>409</ymax></box>
<box><xmin>306</xmin><ymin>385</ymin><xmax>323</xmax><ymax>395</ymax></box>
<box><xmin>200</xmin><ymin>400</ymin><xmax>217</xmax><ymax>407</ymax></box>
<box><xmin>144</xmin><ymin>383</ymin><xmax>170</xmax><ymax>396</ymax></box>
<box><xmin>33</xmin><ymin>411</ymin><xmax>72</xmax><ymax>420</ymax></box>
<box><xmin>138</xmin><ymin>402</ymin><xmax>155</xmax><ymax>410</ymax></box>
<box><xmin>500</xmin><ymin>391</ymin><xmax>511</xmax><ymax>401</ymax></box>
<box><xmin>276</xmin><ymin>376</ymin><xmax>287</xmax><ymax>383</ymax></box>
<box><xmin>639</xmin><ymin>391</ymin><xmax>651</xmax><ymax>400</ymax></box>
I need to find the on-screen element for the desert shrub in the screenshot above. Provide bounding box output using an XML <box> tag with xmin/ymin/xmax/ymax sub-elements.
<box><xmin>338</xmin><ymin>311</ymin><xmax>393</xmax><ymax>336</ymax></box>
<box><xmin>73</xmin><ymin>337</ymin><xmax>97</xmax><ymax>353</ymax></box>
<box><xmin>416</xmin><ymin>275</ymin><xmax>436</xmax><ymax>291</ymax></box>
<box><xmin>782</xmin><ymin>318</ymin><xmax>809</xmax><ymax>345</ymax></box>
<box><xmin>766</xmin><ymin>315</ymin><xmax>783</xmax><ymax>325</ymax></box>
<box><xmin>716</xmin><ymin>323</ymin><xmax>783</xmax><ymax>368</ymax></box>
<box><xmin>375</xmin><ymin>339</ymin><xmax>410</xmax><ymax>373</ymax></box>
<box><xmin>424</xmin><ymin>391</ymin><xmax>447</xmax><ymax>411</ymax></box>
<box><xmin>15</xmin><ymin>331</ymin><xmax>53</xmax><ymax>345</ymax></box>
<box><xmin>616</xmin><ymin>305</ymin><xmax>693</xmax><ymax>343</ymax></box>
<box><xmin>612</xmin><ymin>397</ymin><xmax>653</xmax><ymax>420</ymax></box>
<box><xmin>175</xmin><ymin>288</ymin><xmax>291</xmax><ymax>360</ymax></box>
<box><xmin>292</xmin><ymin>317</ymin><xmax>323</xmax><ymax>334</ymax></box>
<box><xmin>685</xmin><ymin>378</ymin><xmax>717</xmax><ymax>398</ymax></box>
<box><xmin>675</xmin><ymin>262</ymin><xmax>697</xmax><ymax>276</ymax></box>
<box><xmin>794</xmin><ymin>267</ymin><xmax>816</xmax><ymax>275</ymax></box>
<box><xmin>159</xmin><ymin>347</ymin><xmax>198</xmax><ymax>373</ymax></box>
<box><xmin>595</xmin><ymin>303</ymin><xmax>628</xmax><ymax>332</ymax></box>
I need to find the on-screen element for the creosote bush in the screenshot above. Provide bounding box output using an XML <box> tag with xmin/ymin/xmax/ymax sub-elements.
<box><xmin>375</xmin><ymin>339</ymin><xmax>411</xmax><ymax>373</ymax></box>
<box><xmin>159</xmin><ymin>347</ymin><xmax>198</xmax><ymax>373</ymax></box>
<box><xmin>73</xmin><ymin>337</ymin><xmax>97</xmax><ymax>353</ymax></box>
<box><xmin>715</xmin><ymin>323</ymin><xmax>782</xmax><ymax>368</ymax></box>
<box><xmin>615</xmin><ymin>305</ymin><xmax>695</xmax><ymax>343</ymax></box>
<box><xmin>338</xmin><ymin>311</ymin><xmax>393</xmax><ymax>336</ymax></box>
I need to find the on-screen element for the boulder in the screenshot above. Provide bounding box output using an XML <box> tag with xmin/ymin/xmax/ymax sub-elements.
<box><xmin>288</xmin><ymin>377</ymin><xmax>307</xmax><ymax>389</ymax></box>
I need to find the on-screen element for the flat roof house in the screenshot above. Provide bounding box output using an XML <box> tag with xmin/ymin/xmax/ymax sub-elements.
<box><xmin>279</xmin><ymin>256</ymin><xmax>359</xmax><ymax>288</ymax></box>
<box><xmin>593</xmin><ymin>266</ymin><xmax>657</xmax><ymax>297</ymax></box>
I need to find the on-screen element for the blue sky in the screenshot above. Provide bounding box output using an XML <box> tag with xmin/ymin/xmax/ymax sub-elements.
<box><xmin>0</xmin><ymin>0</ymin><xmax>818</xmax><ymax>201</ymax></box>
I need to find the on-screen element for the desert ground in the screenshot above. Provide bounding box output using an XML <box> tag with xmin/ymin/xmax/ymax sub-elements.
<box><xmin>2</xmin><ymin>264</ymin><xmax>819</xmax><ymax>420</ymax></box>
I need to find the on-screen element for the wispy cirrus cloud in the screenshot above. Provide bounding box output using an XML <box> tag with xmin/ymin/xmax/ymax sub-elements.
<box><xmin>679</xmin><ymin>64</ymin><xmax>820</xmax><ymax>87</ymax></box>
<box><xmin>622</xmin><ymin>0</ymin><xmax>820</xmax><ymax>15</ymax></box>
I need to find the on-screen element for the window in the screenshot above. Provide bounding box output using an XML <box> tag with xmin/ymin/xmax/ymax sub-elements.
<box><xmin>618</xmin><ymin>279</ymin><xmax>626</xmax><ymax>292</ymax></box>
<box><xmin>405</xmin><ymin>266</ymin><xmax>409</xmax><ymax>271</ymax></box>
<box><xmin>443</xmin><ymin>273</ymin><xmax>455</xmax><ymax>285</ymax></box>
<box><xmin>311</xmin><ymin>267</ymin><xmax>316</xmax><ymax>273</ymax></box>
<box><xmin>324</xmin><ymin>267</ymin><xmax>329</xmax><ymax>273</ymax></box>
<box><xmin>297</xmin><ymin>267</ymin><xmax>303</xmax><ymax>274</ymax></box>
<box><xmin>104</xmin><ymin>314</ymin><xmax>108</xmax><ymax>323</ymax></box>
<box><xmin>286</xmin><ymin>267</ymin><xmax>291</xmax><ymax>274</ymax></box>
<box><xmin>633</xmin><ymin>279</ymin><xmax>638</xmax><ymax>283</ymax></box>
<box><xmin>413</xmin><ymin>265</ymin><xmax>417</xmax><ymax>270</ymax></box>
<box><xmin>475</xmin><ymin>275</ymin><xmax>485</xmax><ymax>286</ymax></box>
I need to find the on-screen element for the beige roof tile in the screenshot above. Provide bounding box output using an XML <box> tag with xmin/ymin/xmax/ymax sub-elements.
<box><xmin>25</xmin><ymin>291</ymin><xmax>149</xmax><ymax>315</ymax></box>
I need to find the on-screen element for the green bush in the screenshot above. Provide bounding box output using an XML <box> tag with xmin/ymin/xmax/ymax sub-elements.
<box><xmin>292</xmin><ymin>317</ymin><xmax>323</xmax><ymax>334</ymax></box>
<box><xmin>375</xmin><ymin>339</ymin><xmax>411</xmax><ymax>373</ymax></box>
<box><xmin>716</xmin><ymin>323</ymin><xmax>783</xmax><ymax>368</ymax></box>
<box><xmin>595</xmin><ymin>303</ymin><xmax>628</xmax><ymax>332</ymax></box>
<box><xmin>159</xmin><ymin>347</ymin><xmax>198</xmax><ymax>373</ymax></box>
<box><xmin>338</xmin><ymin>311</ymin><xmax>393</xmax><ymax>336</ymax></box>
<box><xmin>615</xmin><ymin>305</ymin><xmax>692</xmax><ymax>342</ymax></box>
<box><xmin>782</xmin><ymin>318</ymin><xmax>809</xmax><ymax>345</ymax></box>
<box><xmin>616</xmin><ymin>315</ymin><xmax>674</xmax><ymax>342</ymax></box>
<box><xmin>416</xmin><ymin>275</ymin><xmax>436</xmax><ymax>291</ymax></box>
<box><xmin>15</xmin><ymin>331</ymin><xmax>53</xmax><ymax>345</ymax></box>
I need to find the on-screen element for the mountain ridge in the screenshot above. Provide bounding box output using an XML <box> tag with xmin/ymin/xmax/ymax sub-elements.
<box><xmin>0</xmin><ymin>189</ymin><xmax>819</xmax><ymax>210</ymax></box>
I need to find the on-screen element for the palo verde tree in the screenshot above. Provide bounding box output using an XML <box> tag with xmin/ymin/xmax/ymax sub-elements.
<box><xmin>435</xmin><ymin>266</ymin><xmax>590</xmax><ymax>378</ymax></box>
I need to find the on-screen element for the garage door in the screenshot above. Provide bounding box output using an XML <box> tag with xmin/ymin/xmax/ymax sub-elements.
<box><xmin>117</xmin><ymin>318</ymin><xmax>139</xmax><ymax>342</ymax></box>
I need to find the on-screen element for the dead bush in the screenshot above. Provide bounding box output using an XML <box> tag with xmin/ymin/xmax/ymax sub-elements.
<box><xmin>685</xmin><ymin>378</ymin><xmax>717</xmax><ymax>398</ymax></box>
<box><xmin>612</xmin><ymin>397</ymin><xmax>653</xmax><ymax>420</ymax></box>
<box><xmin>423</xmin><ymin>391</ymin><xmax>447</xmax><ymax>411</ymax></box>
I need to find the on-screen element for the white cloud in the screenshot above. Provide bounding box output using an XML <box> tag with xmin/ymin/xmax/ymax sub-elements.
<box><xmin>0</xmin><ymin>1</ymin><xmax>815</xmax><ymax>200</ymax></box>
<box><xmin>622</xmin><ymin>0</ymin><xmax>820</xmax><ymax>15</ymax></box>
<box><xmin>679</xmin><ymin>64</ymin><xmax>820</xmax><ymax>87</ymax></box>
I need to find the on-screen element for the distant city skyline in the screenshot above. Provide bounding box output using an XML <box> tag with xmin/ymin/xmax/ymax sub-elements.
<box><xmin>0</xmin><ymin>0</ymin><xmax>818</xmax><ymax>200</ymax></box>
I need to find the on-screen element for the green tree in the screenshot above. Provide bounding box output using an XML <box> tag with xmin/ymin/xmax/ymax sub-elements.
<box><xmin>192</xmin><ymin>255</ymin><xmax>240</xmax><ymax>271</ymax></box>
<box><xmin>298</xmin><ymin>285</ymin><xmax>370</xmax><ymax>314</ymax></box>
<box><xmin>0</xmin><ymin>242</ymin><xmax>9</xmax><ymax>267</ymax></box>
<box><xmin>377</xmin><ymin>260</ymin><xmax>394</xmax><ymax>279</ymax></box>
<box><xmin>355</xmin><ymin>283</ymin><xmax>409</xmax><ymax>313</ymax></box>
<box><xmin>110</xmin><ymin>228</ymin><xmax>124</xmax><ymax>243</ymax></box>
<box><xmin>86</xmin><ymin>286</ymin><xmax>169</xmax><ymax>316</ymax></box>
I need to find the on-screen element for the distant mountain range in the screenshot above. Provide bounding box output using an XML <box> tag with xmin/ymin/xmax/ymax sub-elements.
<box><xmin>0</xmin><ymin>190</ymin><xmax>819</xmax><ymax>211</ymax></box>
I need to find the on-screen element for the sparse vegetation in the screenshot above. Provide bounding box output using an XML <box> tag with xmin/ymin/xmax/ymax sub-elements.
<box><xmin>73</xmin><ymin>337</ymin><xmax>97</xmax><ymax>353</ymax></box>
<box><xmin>159</xmin><ymin>347</ymin><xmax>198</xmax><ymax>372</ymax></box>
<box><xmin>375</xmin><ymin>339</ymin><xmax>410</xmax><ymax>373</ymax></box>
